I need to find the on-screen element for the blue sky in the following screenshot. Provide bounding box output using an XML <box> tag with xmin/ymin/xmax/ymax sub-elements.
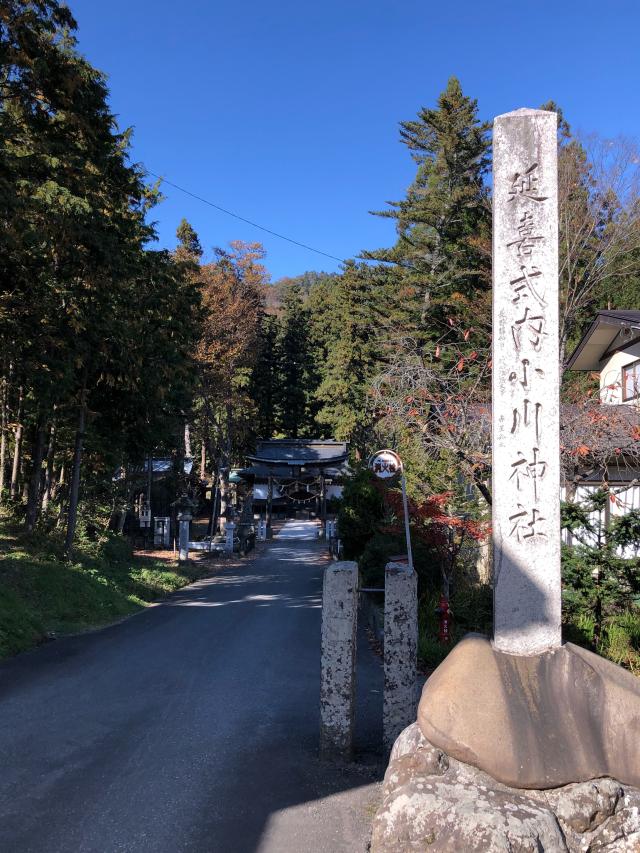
<box><xmin>70</xmin><ymin>0</ymin><xmax>640</xmax><ymax>281</ymax></box>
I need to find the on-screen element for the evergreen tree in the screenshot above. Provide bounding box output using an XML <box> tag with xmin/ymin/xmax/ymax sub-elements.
<box><xmin>0</xmin><ymin>1</ymin><xmax>200</xmax><ymax>551</ymax></box>
<box><xmin>275</xmin><ymin>284</ymin><xmax>315</xmax><ymax>438</ymax></box>
<box><xmin>365</xmin><ymin>76</ymin><xmax>491</xmax><ymax>349</ymax></box>
<box><xmin>252</xmin><ymin>314</ymin><xmax>280</xmax><ymax>439</ymax></box>
<box><xmin>316</xmin><ymin>263</ymin><xmax>383</xmax><ymax>453</ymax></box>
<box><xmin>175</xmin><ymin>218</ymin><xmax>203</xmax><ymax>262</ymax></box>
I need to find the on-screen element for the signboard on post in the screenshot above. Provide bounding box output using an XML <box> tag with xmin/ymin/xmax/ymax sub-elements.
<box><xmin>368</xmin><ymin>449</ymin><xmax>414</xmax><ymax>573</ymax></box>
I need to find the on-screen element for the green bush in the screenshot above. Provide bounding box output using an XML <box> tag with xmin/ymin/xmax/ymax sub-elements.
<box><xmin>337</xmin><ymin>467</ymin><xmax>384</xmax><ymax>559</ymax></box>
<box><xmin>100</xmin><ymin>534</ymin><xmax>133</xmax><ymax>565</ymax></box>
<box><xmin>359</xmin><ymin>532</ymin><xmax>439</xmax><ymax>594</ymax></box>
<box><xmin>563</xmin><ymin>607</ymin><xmax>640</xmax><ymax>674</ymax></box>
<box><xmin>417</xmin><ymin>584</ymin><xmax>492</xmax><ymax>671</ymax></box>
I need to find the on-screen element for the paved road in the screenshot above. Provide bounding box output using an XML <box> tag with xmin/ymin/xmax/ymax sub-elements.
<box><xmin>0</xmin><ymin>521</ymin><xmax>382</xmax><ymax>853</ymax></box>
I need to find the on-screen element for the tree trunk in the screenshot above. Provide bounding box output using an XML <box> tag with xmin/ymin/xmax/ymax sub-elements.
<box><xmin>0</xmin><ymin>375</ymin><xmax>7</xmax><ymax>501</ymax></box>
<box><xmin>184</xmin><ymin>421</ymin><xmax>192</xmax><ymax>459</ymax></box>
<box><xmin>41</xmin><ymin>416</ymin><xmax>57</xmax><ymax>511</ymax></box>
<box><xmin>218</xmin><ymin>403</ymin><xmax>234</xmax><ymax>531</ymax></box>
<box><xmin>25</xmin><ymin>415</ymin><xmax>46</xmax><ymax>531</ymax></box>
<box><xmin>200</xmin><ymin>442</ymin><xmax>206</xmax><ymax>480</ymax></box>
<box><xmin>64</xmin><ymin>393</ymin><xmax>87</xmax><ymax>558</ymax></box>
<box><xmin>10</xmin><ymin>386</ymin><xmax>23</xmax><ymax>500</ymax></box>
<box><xmin>146</xmin><ymin>453</ymin><xmax>152</xmax><ymax>511</ymax></box>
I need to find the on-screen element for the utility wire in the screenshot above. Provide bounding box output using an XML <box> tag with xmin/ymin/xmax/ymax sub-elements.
<box><xmin>147</xmin><ymin>170</ymin><xmax>346</xmax><ymax>264</ymax></box>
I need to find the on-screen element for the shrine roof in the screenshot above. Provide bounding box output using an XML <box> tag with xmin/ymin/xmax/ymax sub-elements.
<box><xmin>247</xmin><ymin>439</ymin><xmax>348</xmax><ymax>466</ymax></box>
<box><xmin>239</xmin><ymin>464</ymin><xmax>346</xmax><ymax>480</ymax></box>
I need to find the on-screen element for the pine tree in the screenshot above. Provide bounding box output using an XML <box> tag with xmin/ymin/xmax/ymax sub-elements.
<box><xmin>252</xmin><ymin>314</ymin><xmax>280</xmax><ymax>439</ymax></box>
<box><xmin>275</xmin><ymin>284</ymin><xmax>315</xmax><ymax>438</ymax></box>
<box><xmin>0</xmin><ymin>1</ymin><xmax>201</xmax><ymax>551</ymax></box>
<box><xmin>316</xmin><ymin>263</ymin><xmax>383</xmax><ymax>453</ymax></box>
<box><xmin>365</xmin><ymin>76</ymin><xmax>491</xmax><ymax>348</ymax></box>
<box><xmin>175</xmin><ymin>218</ymin><xmax>203</xmax><ymax>262</ymax></box>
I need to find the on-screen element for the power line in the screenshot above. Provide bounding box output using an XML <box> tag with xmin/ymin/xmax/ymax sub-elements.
<box><xmin>147</xmin><ymin>170</ymin><xmax>346</xmax><ymax>264</ymax></box>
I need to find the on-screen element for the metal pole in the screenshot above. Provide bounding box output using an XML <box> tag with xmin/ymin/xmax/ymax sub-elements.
<box><xmin>400</xmin><ymin>473</ymin><xmax>414</xmax><ymax>572</ymax></box>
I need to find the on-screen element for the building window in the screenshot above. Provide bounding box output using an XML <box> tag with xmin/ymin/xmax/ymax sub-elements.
<box><xmin>622</xmin><ymin>359</ymin><xmax>640</xmax><ymax>401</ymax></box>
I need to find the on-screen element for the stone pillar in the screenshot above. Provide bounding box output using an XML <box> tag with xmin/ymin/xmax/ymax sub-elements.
<box><xmin>319</xmin><ymin>561</ymin><xmax>358</xmax><ymax>760</ymax></box>
<box><xmin>383</xmin><ymin>562</ymin><xmax>418</xmax><ymax>753</ymax></box>
<box><xmin>224</xmin><ymin>521</ymin><xmax>235</xmax><ymax>554</ymax></box>
<box><xmin>266</xmin><ymin>475</ymin><xmax>273</xmax><ymax>538</ymax></box>
<box><xmin>492</xmin><ymin>109</ymin><xmax>561</xmax><ymax>656</ymax></box>
<box><xmin>178</xmin><ymin>513</ymin><xmax>191</xmax><ymax>562</ymax></box>
<box><xmin>320</xmin><ymin>473</ymin><xmax>326</xmax><ymax>531</ymax></box>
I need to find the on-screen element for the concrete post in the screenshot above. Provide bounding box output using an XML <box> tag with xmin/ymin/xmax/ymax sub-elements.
<box><xmin>266</xmin><ymin>475</ymin><xmax>273</xmax><ymax>538</ymax></box>
<box><xmin>492</xmin><ymin>109</ymin><xmax>561</xmax><ymax>655</ymax></box>
<box><xmin>224</xmin><ymin>521</ymin><xmax>235</xmax><ymax>554</ymax></box>
<box><xmin>178</xmin><ymin>513</ymin><xmax>191</xmax><ymax>562</ymax></box>
<box><xmin>320</xmin><ymin>561</ymin><xmax>358</xmax><ymax>760</ymax></box>
<box><xmin>383</xmin><ymin>562</ymin><xmax>418</xmax><ymax>753</ymax></box>
<box><xmin>320</xmin><ymin>472</ymin><xmax>326</xmax><ymax>531</ymax></box>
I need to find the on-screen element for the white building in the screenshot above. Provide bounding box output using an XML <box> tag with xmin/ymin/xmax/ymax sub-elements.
<box><xmin>566</xmin><ymin>309</ymin><xmax>640</xmax><ymax>555</ymax></box>
<box><xmin>567</xmin><ymin>309</ymin><xmax>640</xmax><ymax>405</ymax></box>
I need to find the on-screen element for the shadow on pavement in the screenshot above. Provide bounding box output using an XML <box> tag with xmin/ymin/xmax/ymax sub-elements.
<box><xmin>0</xmin><ymin>531</ymin><xmax>384</xmax><ymax>853</ymax></box>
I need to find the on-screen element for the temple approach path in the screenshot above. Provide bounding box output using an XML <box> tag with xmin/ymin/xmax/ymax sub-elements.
<box><xmin>0</xmin><ymin>521</ymin><xmax>383</xmax><ymax>852</ymax></box>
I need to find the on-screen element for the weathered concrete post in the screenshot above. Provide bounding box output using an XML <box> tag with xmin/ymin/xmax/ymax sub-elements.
<box><xmin>492</xmin><ymin>109</ymin><xmax>561</xmax><ymax>656</ymax></box>
<box><xmin>319</xmin><ymin>561</ymin><xmax>358</xmax><ymax>760</ymax></box>
<box><xmin>178</xmin><ymin>511</ymin><xmax>191</xmax><ymax>562</ymax></box>
<box><xmin>224</xmin><ymin>521</ymin><xmax>235</xmax><ymax>554</ymax></box>
<box><xmin>266</xmin><ymin>475</ymin><xmax>273</xmax><ymax>539</ymax></box>
<box><xmin>383</xmin><ymin>562</ymin><xmax>418</xmax><ymax>753</ymax></box>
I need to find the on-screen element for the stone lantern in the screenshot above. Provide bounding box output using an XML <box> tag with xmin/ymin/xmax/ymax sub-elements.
<box><xmin>172</xmin><ymin>494</ymin><xmax>198</xmax><ymax>562</ymax></box>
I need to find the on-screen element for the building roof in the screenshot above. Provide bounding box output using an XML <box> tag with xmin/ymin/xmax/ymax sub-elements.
<box><xmin>247</xmin><ymin>439</ymin><xmax>348</xmax><ymax>467</ymax></box>
<box><xmin>239</xmin><ymin>464</ymin><xmax>346</xmax><ymax>481</ymax></box>
<box><xmin>566</xmin><ymin>310</ymin><xmax>640</xmax><ymax>371</ymax></box>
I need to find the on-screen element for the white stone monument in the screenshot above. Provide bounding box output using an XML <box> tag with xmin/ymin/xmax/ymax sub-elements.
<box><xmin>492</xmin><ymin>108</ymin><xmax>561</xmax><ymax>656</ymax></box>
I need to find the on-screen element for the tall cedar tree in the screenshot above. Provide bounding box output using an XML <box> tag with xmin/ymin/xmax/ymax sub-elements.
<box><xmin>316</xmin><ymin>262</ymin><xmax>383</xmax><ymax>454</ymax></box>
<box><xmin>0</xmin><ymin>3</ymin><xmax>200</xmax><ymax>551</ymax></box>
<box><xmin>252</xmin><ymin>314</ymin><xmax>280</xmax><ymax>439</ymax></box>
<box><xmin>365</xmin><ymin>76</ymin><xmax>491</xmax><ymax>358</ymax></box>
<box><xmin>275</xmin><ymin>284</ymin><xmax>315</xmax><ymax>438</ymax></box>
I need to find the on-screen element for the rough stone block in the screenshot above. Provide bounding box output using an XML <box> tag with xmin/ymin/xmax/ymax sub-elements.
<box><xmin>417</xmin><ymin>634</ymin><xmax>640</xmax><ymax>789</ymax></box>
<box><xmin>370</xmin><ymin>723</ymin><xmax>640</xmax><ymax>853</ymax></box>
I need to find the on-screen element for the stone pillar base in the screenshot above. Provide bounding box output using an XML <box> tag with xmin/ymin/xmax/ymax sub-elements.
<box><xmin>371</xmin><ymin>723</ymin><xmax>640</xmax><ymax>852</ymax></box>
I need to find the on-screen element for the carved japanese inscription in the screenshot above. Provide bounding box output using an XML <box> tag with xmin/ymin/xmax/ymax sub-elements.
<box><xmin>492</xmin><ymin>109</ymin><xmax>561</xmax><ymax>655</ymax></box>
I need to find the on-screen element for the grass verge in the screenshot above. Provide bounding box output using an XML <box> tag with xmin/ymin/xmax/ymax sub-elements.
<box><xmin>0</xmin><ymin>515</ymin><xmax>210</xmax><ymax>660</ymax></box>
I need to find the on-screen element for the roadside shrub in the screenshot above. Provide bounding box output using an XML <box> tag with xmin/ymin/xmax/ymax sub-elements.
<box><xmin>417</xmin><ymin>584</ymin><xmax>492</xmax><ymax>671</ymax></box>
<box><xmin>100</xmin><ymin>534</ymin><xmax>133</xmax><ymax>565</ymax></box>
<box><xmin>337</xmin><ymin>467</ymin><xmax>384</xmax><ymax>559</ymax></box>
<box><xmin>359</xmin><ymin>532</ymin><xmax>439</xmax><ymax>595</ymax></box>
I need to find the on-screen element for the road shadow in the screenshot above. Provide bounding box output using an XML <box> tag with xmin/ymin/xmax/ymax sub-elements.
<box><xmin>0</xmin><ymin>536</ymin><xmax>384</xmax><ymax>853</ymax></box>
